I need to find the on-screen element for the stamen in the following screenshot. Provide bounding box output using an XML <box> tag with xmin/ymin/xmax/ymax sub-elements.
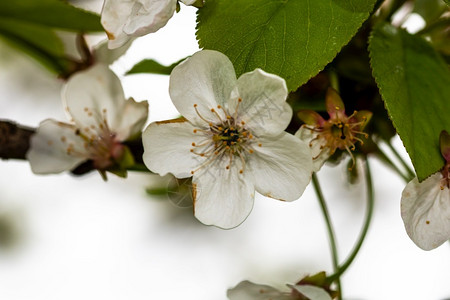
<box><xmin>233</xmin><ymin>98</ymin><xmax>242</xmax><ymax>122</ymax></box>
<box><xmin>194</xmin><ymin>104</ymin><xmax>212</xmax><ymax>124</ymax></box>
<box><xmin>210</xmin><ymin>108</ymin><xmax>224</xmax><ymax>122</ymax></box>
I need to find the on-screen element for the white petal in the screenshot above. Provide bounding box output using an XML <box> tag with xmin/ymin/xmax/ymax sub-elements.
<box><xmin>231</xmin><ymin>69</ymin><xmax>292</xmax><ymax>137</ymax></box>
<box><xmin>295</xmin><ymin>126</ymin><xmax>330</xmax><ymax>172</ymax></box>
<box><xmin>180</xmin><ymin>0</ymin><xmax>197</xmax><ymax>5</ymax></box>
<box><xmin>292</xmin><ymin>285</ymin><xmax>332</xmax><ymax>300</ymax></box>
<box><xmin>169</xmin><ymin>50</ymin><xmax>237</xmax><ymax>127</ymax></box>
<box><xmin>248</xmin><ymin>133</ymin><xmax>312</xmax><ymax>201</ymax></box>
<box><xmin>227</xmin><ymin>281</ymin><xmax>291</xmax><ymax>300</ymax></box>
<box><xmin>101</xmin><ymin>0</ymin><xmax>176</xmax><ymax>49</ymax></box>
<box><xmin>63</xmin><ymin>65</ymin><xmax>128</xmax><ymax>140</ymax></box>
<box><xmin>27</xmin><ymin>120</ymin><xmax>86</xmax><ymax>174</ymax></box>
<box><xmin>192</xmin><ymin>159</ymin><xmax>254</xmax><ymax>229</ymax></box>
<box><xmin>401</xmin><ymin>173</ymin><xmax>450</xmax><ymax>250</ymax></box>
<box><xmin>101</xmin><ymin>0</ymin><xmax>134</xmax><ymax>49</ymax></box>
<box><xmin>142</xmin><ymin>120</ymin><xmax>205</xmax><ymax>178</ymax></box>
<box><xmin>114</xmin><ymin>98</ymin><xmax>149</xmax><ymax>141</ymax></box>
<box><xmin>122</xmin><ymin>0</ymin><xmax>176</xmax><ymax>35</ymax></box>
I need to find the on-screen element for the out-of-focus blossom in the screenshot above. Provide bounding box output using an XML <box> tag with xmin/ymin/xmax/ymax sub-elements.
<box><xmin>27</xmin><ymin>65</ymin><xmax>148</xmax><ymax>178</ymax></box>
<box><xmin>227</xmin><ymin>280</ymin><xmax>333</xmax><ymax>300</ymax></box>
<box><xmin>101</xmin><ymin>0</ymin><xmax>197</xmax><ymax>49</ymax></box>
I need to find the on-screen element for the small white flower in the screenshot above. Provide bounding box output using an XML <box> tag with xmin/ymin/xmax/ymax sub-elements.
<box><xmin>101</xmin><ymin>0</ymin><xmax>195</xmax><ymax>49</ymax></box>
<box><xmin>142</xmin><ymin>50</ymin><xmax>312</xmax><ymax>229</ymax></box>
<box><xmin>27</xmin><ymin>64</ymin><xmax>148</xmax><ymax>176</ymax></box>
<box><xmin>401</xmin><ymin>130</ymin><xmax>450</xmax><ymax>250</ymax></box>
<box><xmin>401</xmin><ymin>172</ymin><xmax>450</xmax><ymax>250</ymax></box>
<box><xmin>227</xmin><ymin>281</ymin><xmax>332</xmax><ymax>300</ymax></box>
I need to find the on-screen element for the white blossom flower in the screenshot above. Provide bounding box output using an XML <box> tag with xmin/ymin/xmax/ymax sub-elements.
<box><xmin>142</xmin><ymin>50</ymin><xmax>312</xmax><ymax>229</ymax></box>
<box><xmin>401</xmin><ymin>130</ymin><xmax>450</xmax><ymax>250</ymax></box>
<box><xmin>101</xmin><ymin>0</ymin><xmax>196</xmax><ymax>49</ymax></box>
<box><xmin>401</xmin><ymin>173</ymin><xmax>450</xmax><ymax>250</ymax></box>
<box><xmin>227</xmin><ymin>280</ymin><xmax>332</xmax><ymax>300</ymax></box>
<box><xmin>27</xmin><ymin>64</ymin><xmax>148</xmax><ymax>177</ymax></box>
<box><xmin>295</xmin><ymin>88</ymin><xmax>371</xmax><ymax>172</ymax></box>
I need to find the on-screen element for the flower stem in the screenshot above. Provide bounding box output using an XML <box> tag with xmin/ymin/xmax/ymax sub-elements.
<box><xmin>327</xmin><ymin>158</ymin><xmax>375</xmax><ymax>283</ymax></box>
<box><xmin>311</xmin><ymin>173</ymin><xmax>342</xmax><ymax>299</ymax></box>
<box><xmin>385</xmin><ymin>140</ymin><xmax>415</xmax><ymax>180</ymax></box>
<box><xmin>329</xmin><ymin>70</ymin><xmax>340</xmax><ymax>93</ymax></box>
<box><xmin>374</xmin><ymin>143</ymin><xmax>411</xmax><ymax>183</ymax></box>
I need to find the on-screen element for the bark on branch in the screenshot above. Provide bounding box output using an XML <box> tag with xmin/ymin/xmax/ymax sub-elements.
<box><xmin>0</xmin><ymin>120</ymin><xmax>35</xmax><ymax>160</ymax></box>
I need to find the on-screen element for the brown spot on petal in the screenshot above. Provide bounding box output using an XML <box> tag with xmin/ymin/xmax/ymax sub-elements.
<box><xmin>191</xmin><ymin>183</ymin><xmax>197</xmax><ymax>213</ymax></box>
<box><xmin>155</xmin><ymin>117</ymin><xmax>187</xmax><ymax>125</ymax></box>
<box><xmin>426</xmin><ymin>220</ymin><xmax>430</xmax><ymax>224</ymax></box>
<box><xmin>265</xmin><ymin>193</ymin><xmax>286</xmax><ymax>201</ymax></box>
<box><xmin>105</xmin><ymin>30</ymin><xmax>115</xmax><ymax>40</ymax></box>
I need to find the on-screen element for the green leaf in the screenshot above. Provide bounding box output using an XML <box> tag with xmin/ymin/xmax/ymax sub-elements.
<box><xmin>369</xmin><ymin>23</ymin><xmax>450</xmax><ymax>181</ymax></box>
<box><xmin>197</xmin><ymin>0</ymin><xmax>377</xmax><ymax>91</ymax></box>
<box><xmin>126</xmin><ymin>58</ymin><xmax>186</xmax><ymax>75</ymax></box>
<box><xmin>0</xmin><ymin>0</ymin><xmax>103</xmax><ymax>32</ymax></box>
<box><xmin>0</xmin><ymin>18</ymin><xmax>69</xmax><ymax>74</ymax></box>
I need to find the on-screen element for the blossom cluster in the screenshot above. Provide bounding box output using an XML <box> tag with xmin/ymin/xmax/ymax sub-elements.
<box><xmin>22</xmin><ymin>1</ymin><xmax>450</xmax><ymax>299</ymax></box>
<box><xmin>26</xmin><ymin>0</ymin><xmax>450</xmax><ymax>249</ymax></box>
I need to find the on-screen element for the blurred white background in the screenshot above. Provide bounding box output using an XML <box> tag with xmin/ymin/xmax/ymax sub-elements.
<box><xmin>0</xmin><ymin>3</ymin><xmax>449</xmax><ymax>300</ymax></box>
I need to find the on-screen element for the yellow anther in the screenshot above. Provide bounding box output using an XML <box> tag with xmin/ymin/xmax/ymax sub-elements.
<box><xmin>258</xmin><ymin>143</ymin><xmax>262</xmax><ymax>147</ymax></box>
<box><xmin>239</xmin><ymin>170</ymin><xmax>243</xmax><ymax>174</ymax></box>
<box><xmin>192</xmin><ymin>142</ymin><xmax>196</xmax><ymax>146</ymax></box>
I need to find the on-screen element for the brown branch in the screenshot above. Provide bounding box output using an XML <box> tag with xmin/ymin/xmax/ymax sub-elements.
<box><xmin>0</xmin><ymin>120</ymin><xmax>35</xmax><ymax>160</ymax></box>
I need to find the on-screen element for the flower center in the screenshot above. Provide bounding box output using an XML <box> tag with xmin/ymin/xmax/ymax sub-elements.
<box><xmin>189</xmin><ymin>99</ymin><xmax>260</xmax><ymax>175</ymax></box>
<box><xmin>60</xmin><ymin>107</ymin><xmax>123</xmax><ymax>170</ymax></box>
<box><xmin>306</xmin><ymin>110</ymin><xmax>369</xmax><ymax>168</ymax></box>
